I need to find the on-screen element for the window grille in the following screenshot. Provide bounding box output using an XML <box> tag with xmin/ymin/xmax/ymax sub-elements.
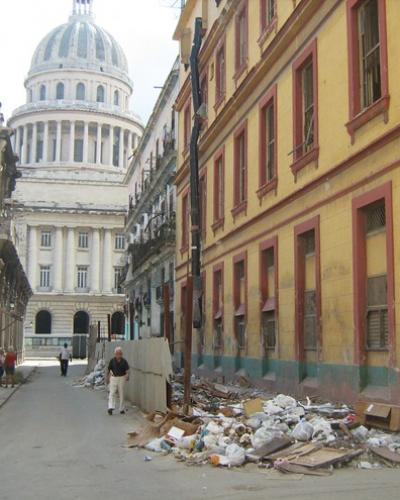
<box><xmin>262</xmin><ymin>311</ymin><xmax>276</xmax><ymax>349</ymax></box>
<box><xmin>366</xmin><ymin>275</ymin><xmax>388</xmax><ymax>349</ymax></box>
<box><xmin>303</xmin><ymin>230</ymin><xmax>315</xmax><ymax>256</ymax></box>
<box><xmin>40</xmin><ymin>266</ymin><xmax>51</xmax><ymax>288</ymax></box>
<box><xmin>41</xmin><ymin>231</ymin><xmax>52</xmax><ymax>248</ymax></box>
<box><xmin>78</xmin><ymin>232</ymin><xmax>89</xmax><ymax>249</ymax></box>
<box><xmin>77</xmin><ymin>266</ymin><xmax>88</xmax><ymax>290</ymax></box>
<box><xmin>304</xmin><ymin>290</ymin><xmax>317</xmax><ymax>350</ymax></box>
<box><xmin>365</xmin><ymin>202</ymin><xmax>385</xmax><ymax>233</ymax></box>
<box><xmin>115</xmin><ymin>234</ymin><xmax>125</xmax><ymax>250</ymax></box>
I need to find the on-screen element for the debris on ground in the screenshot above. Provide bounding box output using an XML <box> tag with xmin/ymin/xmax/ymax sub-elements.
<box><xmin>73</xmin><ymin>359</ymin><xmax>105</xmax><ymax>389</ymax></box>
<box><xmin>126</xmin><ymin>379</ymin><xmax>400</xmax><ymax>475</ymax></box>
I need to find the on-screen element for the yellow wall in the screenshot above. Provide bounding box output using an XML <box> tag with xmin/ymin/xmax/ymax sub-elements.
<box><xmin>174</xmin><ymin>0</ymin><xmax>400</xmax><ymax>382</ymax></box>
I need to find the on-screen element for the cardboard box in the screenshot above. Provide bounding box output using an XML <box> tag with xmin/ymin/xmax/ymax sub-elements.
<box><xmin>356</xmin><ymin>401</ymin><xmax>400</xmax><ymax>431</ymax></box>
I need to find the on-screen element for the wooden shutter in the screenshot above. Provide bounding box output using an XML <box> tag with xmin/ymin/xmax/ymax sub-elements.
<box><xmin>366</xmin><ymin>275</ymin><xmax>388</xmax><ymax>349</ymax></box>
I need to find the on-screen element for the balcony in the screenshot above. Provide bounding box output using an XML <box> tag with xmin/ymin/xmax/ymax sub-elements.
<box><xmin>128</xmin><ymin>218</ymin><xmax>175</xmax><ymax>274</ymax></box>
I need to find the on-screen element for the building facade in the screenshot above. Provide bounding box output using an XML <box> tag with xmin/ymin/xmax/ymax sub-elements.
<box><xmin>0</xmin><ymin>122</ymin><xmax>31</xmax><ymax>360</ymax></box>
<box><xmin>174</xmin><ymin>0</ymin><xmax>400</xmax><ymax>402</ymax></box>
<box><xmin>123</xmin><ymin>59</ymin><xmax>179</xmax><ymax>342</ymax></box>
<box><xmin>8</xmin><ymin>0</ymin><xmax>143</xmax><ymax>354</ymax></box>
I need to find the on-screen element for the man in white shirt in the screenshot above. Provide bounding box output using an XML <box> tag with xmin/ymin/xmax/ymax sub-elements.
<box><xmin>59</xmin><ymin>343</ymin><xmax>71</xmax><ymax>377</ymax></box>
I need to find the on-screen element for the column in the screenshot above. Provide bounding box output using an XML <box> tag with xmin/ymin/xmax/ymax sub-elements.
<box><xmin>14</xmin><ymin>127</ymin><xmax>21</xmax><ymax>160</ymax></box>
<box><xmin>56</xmin><ymin>121</ymin><xmax>62</xmax><ymax>162</ymax></box>
<box><xmin>22</xmin><ymin>125</ymin><xmax>28</xmax><ymax>164</ymax></box>
<box><xmin>96</xmin><ymin>124</ymin><xmax>102</xmax><ymax>164</ymax></box>
<box><xmin>43</xmin><ymin>121</ymin><xmax>49</xmax><ymax>163</ymax></box>
<box><xmin>102</xmin><ymin>229</ymin><xmax>112</xmax><ymax>293</ymax></box>
<box><xmin>53</xmin><ymin>227</ymin><xmax>63</xmax><ymax>291</ymax></box>
<box><xmin>65</xmin><ymin>228</ymin><xmax>75</xmax><ymax>292</ymax></box>
<box><xmin>28</xmin><ymin>226</ymin><xmax>38</xmax><ymax>291</ymax></box>
<box><xmin>91</xmin><ymin>229</ymin><xmax>100</xmax><ymax>292</ymax></box>
<box><xmin>31</xmin><ymin>122</ymin><xmax>37</xmax><ymax>164</ymax></box>
<box><xmin>118</xmin><ymin>127</ymin><xmax>124</xmax><ymax>168</ymax></box>
<box><xmin>108</xmin><ymin>125</ymin><xmax>114</xmax><ymax>166</ymax></box>
<box><xmin>127</xmin><ymin>131</ymin><xmax>133</xmax><ymax>165</ymax></box>
<box><xmin>83</xmin><ymin>121</ymin><xmax>89</xmax><ymax>163</ymax></box>
<box><xmin>69</xmin><ymin>121</ymin><xmax>75</xmax><ymax>162</ymax></box>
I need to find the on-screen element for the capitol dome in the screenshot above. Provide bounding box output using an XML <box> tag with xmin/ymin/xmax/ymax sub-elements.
<box><xmin>29</xmin><ymin>3</ymin><xmax>130</xmax><ymax>86</ymax></box>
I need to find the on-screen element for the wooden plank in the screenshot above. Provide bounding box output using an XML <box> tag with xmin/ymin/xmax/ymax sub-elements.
<box><xmin>249</xmin><ymin>437</ymin><xmax>292</xmax><ymax>459</ymax></box>
<box><xmin>290</xmin><ymin>447</ymin><xmax>360</xmax><ymax>468</ymax></box>
<box><xmin>244</xmin><ymin>398</ymin><xmax>264</xmax><ymax>417</ymax></box>
<box><xmin>371</xmin><ymin>447</ymin><xmax>400</xmax><ymax>464</ymax></box>
<box><xmin>275</xmin><ymin>462</ymin><xmax>331</xmax><ymax>476</ymax></box>
<box><xmin>266</xmin><ymin>442</ymin><xmax>319</xmax><ymax>461</ymax></box>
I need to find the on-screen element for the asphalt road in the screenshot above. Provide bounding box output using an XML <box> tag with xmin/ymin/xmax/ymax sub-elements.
<box><xmin>0</xmin><ymin>360</ymin><xmax>399</xmax><ymax>500</ymax></box>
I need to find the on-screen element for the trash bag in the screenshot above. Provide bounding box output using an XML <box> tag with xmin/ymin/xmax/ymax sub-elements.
<box><xmin>291</xmin><ymin>420</ymin><xmax>314</xmax><ymax>441</ymax></box>
<box><xmin>145</xmin><ymin>438</ymin><xmax>164</xmax><ymax>453</ymax></box>
<box><xmin>273</xmin><ymin>394</ymin><xmax>297</xmax><ymax>409</ymax></box>
<box><xmin>251</xmin><ymin>427</ymin><xmax>274</xmax><ymax>449</ymax></box>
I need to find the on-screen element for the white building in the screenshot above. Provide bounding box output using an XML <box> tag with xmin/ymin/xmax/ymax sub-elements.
<box><xmin>124</xmin><ymin>58</ymin><xmax>179</xmax><ymax>342</ymax></box>
<box><xmin>8</xmin><ymin>0</ymin><xmax>143</xmax><ymax>354</ymax></box>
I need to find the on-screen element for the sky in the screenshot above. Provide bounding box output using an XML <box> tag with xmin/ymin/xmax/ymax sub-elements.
<box><xmin>0</xmin><ymin>0</ymin><xmax>180</xmax><ymax>124</ymax></box>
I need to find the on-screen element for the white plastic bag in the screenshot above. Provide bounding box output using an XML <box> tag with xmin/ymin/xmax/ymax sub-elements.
<box><xmin>273</xmin><ymin>394</ymin><xmax>297</xmax><ymax>409</ymax></box>
<box><xmin>251</xmin><ymin>427</ymin><xmax>274</xmax><ymax>449</ymax></box>
<box><xmin>291</xmin><ymin>420</ymin><xmax>314</xmax><ymax>441</ymax></box>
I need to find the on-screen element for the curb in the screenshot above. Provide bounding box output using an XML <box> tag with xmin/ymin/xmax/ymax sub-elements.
<box><xmin>0</xmin><ymin>366</ymin><xmax>37</xmax><ymax>410</ymax></box>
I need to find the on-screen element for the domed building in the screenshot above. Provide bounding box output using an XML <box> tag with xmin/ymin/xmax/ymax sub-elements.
<box><xmin>9</xmin><ymin>0</ymin><xmax>143</xmax><ymax>355</ymax></box>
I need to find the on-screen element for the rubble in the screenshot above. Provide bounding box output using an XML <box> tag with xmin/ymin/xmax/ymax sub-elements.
<box><xmin>127</xmin><ymin>379</ymin><xmax>400</xmax><ymax>475</ymax></box>
<box><xmin>73</xmin><ymin>359</ymin><xmax>106</xmax><ymax>389</ymax></box>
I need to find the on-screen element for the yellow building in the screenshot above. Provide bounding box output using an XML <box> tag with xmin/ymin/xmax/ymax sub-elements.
<box><xmin>173</xmin><ymin>0</ymin><xmax>400</xmax><ymax>403</ymax></box>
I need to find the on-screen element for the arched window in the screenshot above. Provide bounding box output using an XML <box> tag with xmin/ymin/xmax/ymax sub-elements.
<box><xmin>39</xmin><ymin>84</ymin><xmax>46</xmax><ymax>101</ymax></box>
<box><xmin>113</xmin><ymin>90</ymin><xmax>119</xmax><ymax>106</ymax></box>
<box><xmin>111</xmin><ymin>311</ymin><xmax>125</xmax><ymax>337</ymax></box>
<box><xmin>35</xmin><ymin>310</ymin><xmax>52</xmax><ymax>334</ymax></box>
<box><xmin>56</xmin><ymin>82</ymin><xmax>64</xmax><ymax>100</ymax></box>
<box><xmin>76</xmin><ymin>83</ymin><xmax>86</xmax><ymax>101</ymax></box>
<box><xmin>97</xmin><ymin>85</ymin><xmax>105</xmax><ymax>103</ymax></box>
<box><xmin>73</xmin><ymin>311</ymin><xmax>89</xmax><ymax>334</ymax></box>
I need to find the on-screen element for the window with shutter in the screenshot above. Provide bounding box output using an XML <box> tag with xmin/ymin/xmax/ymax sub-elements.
<box><xmin>366</xmin><ymin>274</ymin><xmax>388</xmax><ymax>350</ymax></box>
<box><xmin>304</xmin><ymin>290</ymin><xmax>317</xmax><ymax>350</ymax></box>
<box><xmin>262</xmin><ymin>310</ymin><xmax>276</xmax><ymax>350</ymax></box>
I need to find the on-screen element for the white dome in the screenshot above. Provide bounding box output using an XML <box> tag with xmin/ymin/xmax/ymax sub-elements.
<box><xmin>29</xmin><ymin>15</ymin><xmax>131</xmax><ymax>86</ymax></box>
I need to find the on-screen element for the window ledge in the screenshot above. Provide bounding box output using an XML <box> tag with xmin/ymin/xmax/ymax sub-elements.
<box><xmin>257</xmin><ymin>178</ymin><xmax>278</xmax><ymax>199</ymax></box>
<box><xmin>212</xmin><ymin>218</ymin><xmax>224</xmax><ymax>233</ymax></box>
<box><xmin>290</xmin><ymin>147</ymin><xmax>319</xmax><ymax>179</ymax></box>
<box><xmin>258</xmin><ymin>17</ymin><xmax>277</xmax><ymax>47</ymax></box>
<box><xmin>231</xmin><ymin>200</ymin><xmax>247</xmax><ymax>218</ymax></box>
<box><xmin>346</xmin><ymin>95</ymin><xmax>390</xmax><ymax>144</ymax></box>
<box><xmin>214</xmin><ymin>93</ymin><xmax>226</xmax><ymax>113</ymax></box>
<box><xmin>180</xmin><ymin>244</ymin><xmax>189</xmax><ymax>255</ymax></box>
<box><xmin>233</xmin><ymin>60</ymin><xmax>248</xmax><ymax>82</ymax></box>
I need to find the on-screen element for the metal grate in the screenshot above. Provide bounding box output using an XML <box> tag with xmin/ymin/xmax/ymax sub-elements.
<box><xmin>365</xmin><ymin>202</ymin><xmax>385</xmax><ymax>233</ymax></box>
<box><xmin>303</xmin><ymin>230</ymin><xmax>315</xmax><ymax>255</ymax></box>
<box><xmin>262</xmin><ymin>311</ymin><xmax>276</xmax><ymax>350</ymax></box>
<box><xmin>366</xmin><ymin>275</ymin><xmax>388</xmax><ymax>350</ymax></box>
<box><xmin>214</xmin><ymin>320</ymin><xmax>223</xmax><ymax>349</ymax></box>
<box><xmin>304</xmin><ymin>290</ymin><xmax>317</xmax><ymax>350</ymax></box>
<box><xmin>236</xmin><ymin>318</ymin><xmax>246</xmax><ymax>349</ymax></box>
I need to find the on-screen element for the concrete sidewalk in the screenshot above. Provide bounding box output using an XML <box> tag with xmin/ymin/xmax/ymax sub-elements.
<box><xmin>0</xmin><ymin>361</ymin><xmax>36</xmax><ymax>408</ymax></box>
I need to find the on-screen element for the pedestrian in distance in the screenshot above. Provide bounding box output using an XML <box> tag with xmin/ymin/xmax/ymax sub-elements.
<box><xmin>106</xmin><ymin>346</ymin><xmax>129</xmax><ymax>415</ymax></box>
<box><xmin>4</xmin><ymin>347</ymin><xmax>17</xmax><ymax>388</ymax></box>
<box><xmin>0</xmin><ymin>349</ymin><xmax>5</xmax><ymax>387</ymax></box>
<box><xmin>59</xmin><ymin>343</ymin><xmax>72</xmax><ymax>376</ymax></box>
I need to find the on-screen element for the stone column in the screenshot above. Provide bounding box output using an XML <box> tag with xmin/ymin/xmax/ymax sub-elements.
<box><xmin>108</xmin><ymin>126</ymin><xmax>114</xmax><ymax>166</ymax></box>
<box><xmin>91</xmin><ymin>229</ymin><xmax>100</xmax><ymax>292</ymax></box>
<box><xmin>31</xmin><ymin>123</ymin><xmax>37</xmax><ymax>164</ymax></box>
<box><xmin>43</xmin><ymin>121</ymin><xmax>49</xmax><ymax>162</ymax></box>
<box><xmin>127</xmin><ymin>131</ymin><xmax>133</xmax><ymax>165</ymax></box>
<box><xmin>69</xmin><ymin>121</ymin><xmax>75</xmax><ymax>162</ymax></box>
<box><xmin>28</xmin><ymin>226</ymin><xmax>38</xmax><ymax>290</ymax></box>
<box><xmin>83</xmin><ymin>121</ymin><xmax>89</xmax><ymax>163</ymax></box>
<box><xmin>65</xmin><ymin>228</ymin><xmax>75</xmax><ymax>292</ymax></box>
<box><xmin>56</xmin><ymin>121</ymin><xmax>62</xmax><ymax>162</ymax></box>
<box><xmin>96</xmin><ymin>124</ymin><xmax>102</xmax><ymax>164</ymax></box>
<box><xmin>102</xmin><ymin>229</ymin><xmax>112</xmax><ymax>293</ymax></box>
<box><xmin>53</xmin><ymin>227</ymin><xmax>63</xmax><ymax>291</ymax></box>
<box><xmin>119</xmin><ymin>128</ymin><xmax>124</xmax><ymax>168</ymax></box>
<box><xmin>14</xmin><ymin>127</ymin><xmax>21</xmax><ymax>160</ymax></box>
<box><xmin>22</xmin><ymin>125</ymin><xmax>28</xmax><ymax>164</ymax></box>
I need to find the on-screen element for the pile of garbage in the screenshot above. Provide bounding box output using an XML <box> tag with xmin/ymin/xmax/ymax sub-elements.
<box><xmin>74</xmin><ymin>359</ymin><xmax>106</xmax><ymax>389</ymax></box>
<box><xmin>127</xmin><ymin>382</ymin><xmax>400</xmax><ymax>475</ymax></box>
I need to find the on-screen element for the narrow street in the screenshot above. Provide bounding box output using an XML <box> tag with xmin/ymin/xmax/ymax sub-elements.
<box><xmin>0</xmin><ymin>361</ymin><xmax>398</xmax><ymax>500</ymax></box>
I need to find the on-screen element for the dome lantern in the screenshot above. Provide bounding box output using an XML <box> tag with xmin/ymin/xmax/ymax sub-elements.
<box><xmin>71</xmin><ymin>0</ymin><xmax>94</xmax><ymax>19</ymax></box>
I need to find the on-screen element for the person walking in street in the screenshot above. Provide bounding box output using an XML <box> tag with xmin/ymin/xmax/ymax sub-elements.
<box><xmin>59</xmin><ymin>343</ymin><xmax>72</xmax><ymax>377</ymax></box>
<box><xmin>106</xmin><ymin>347</ymin><xmax>129</xmax><ymax>415</ymax></box>
<box><xmin>0</xmin><ymin>349</ymin><xmax>5</xmax><ymax>387</ymax></box>
<box><xmin>4</xmin><ymin>347</ymin><xmax>17</xmax><ymax>388</ymax></box>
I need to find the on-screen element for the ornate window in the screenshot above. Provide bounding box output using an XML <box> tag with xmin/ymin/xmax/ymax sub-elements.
<box><xmin>56</xmin><ymin>82</ymin><xmax>65</xmax><ymax>100</ymax></box>
<box><xmin>76</xmin><ymin>83</ymin><xmax>86</xmax><ymax>101</ymax></box>
<box><xmin>97</xmin><ymin>85</ymin><xmax>105</xmax><ymax>103</ymax></box>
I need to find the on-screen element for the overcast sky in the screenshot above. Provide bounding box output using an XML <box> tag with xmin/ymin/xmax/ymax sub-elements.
<box><xmin>0</xmin><ymin>0</ymin><xmax>180</xmax><ymax>123</ymax></box>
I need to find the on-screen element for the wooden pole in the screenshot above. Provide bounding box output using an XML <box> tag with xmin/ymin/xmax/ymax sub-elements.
<box><xmin>97</xmin><ymin>321</ymin><xmax>101</xmax><ymax>342</ymax></box>
<box><xmin>107</xmin><ymin>314</ymin><xmax>111</xmax><ymax>342</ymax></box>
<box><xmin>163</xmin><ymin>283</ymin><xmax>172</xmax><ymax>408</ymax></box>
<box><xmin>183</xmin><ymin>276</ymin><xmax>193</xmax><ymax>413</ymax></box>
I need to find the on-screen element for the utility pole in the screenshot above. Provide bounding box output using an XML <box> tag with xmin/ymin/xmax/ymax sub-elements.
<box><xmin>183</xmin><ymin>17</ymin><xmax>203</xmax><ymax>413</ymax></box>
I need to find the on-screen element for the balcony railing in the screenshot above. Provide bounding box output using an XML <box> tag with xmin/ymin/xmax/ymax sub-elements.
<box><xmin>128</xmin><ymin>218</ymin><xmax>175</xmax><ymax>273</ymax></box>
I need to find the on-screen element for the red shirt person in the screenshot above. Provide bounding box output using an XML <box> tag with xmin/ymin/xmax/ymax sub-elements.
<box><xmin>4</xmin><ymin>348</ymin><xmax>17</xmax><ymax>388</ymax></box>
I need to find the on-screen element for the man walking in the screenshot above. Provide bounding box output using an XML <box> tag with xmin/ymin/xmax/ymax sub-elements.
<box><xmin>4</xmin><ymin>347</ymin><xmax>17</xmax><ymax>388</ymax></box>
<box><xmin>59</xmin><ymin>343</ymin><xmax>71</xmax><ymax>376</ymax></box>
<box><xmin>106</xmin><ymin>347</ymin><xmax>129</xmax><ymax>415</ymax></box>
